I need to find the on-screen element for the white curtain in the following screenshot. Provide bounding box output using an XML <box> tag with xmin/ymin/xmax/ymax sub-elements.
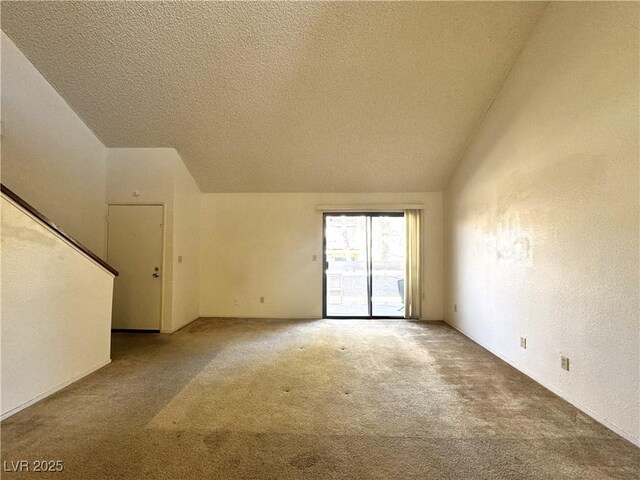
<box><xmin>404</xmin><ymin>209</ymin><xmax>422</xmax><ymax>319</ymax></box>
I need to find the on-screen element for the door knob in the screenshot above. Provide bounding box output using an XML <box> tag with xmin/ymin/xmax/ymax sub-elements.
<box><xmin>152</xmin><ymin>272</ymin><xmax>160</xmax><ymax>278</ymax></box>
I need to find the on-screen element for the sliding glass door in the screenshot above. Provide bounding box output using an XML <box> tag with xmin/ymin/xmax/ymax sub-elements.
<box><xmin>371</xmin><ymin>215</ymin><xmax>406</xmax><ymax>316</ymax></box>
<box><xmin>324</xmin><ymin>215</ymin><xmax>369</xmax><ymax>317</ymax></box>
<box><xmin>323</xmin><ymin>213</ymin><xmax>405</xmax><ymax>318</ymax></box>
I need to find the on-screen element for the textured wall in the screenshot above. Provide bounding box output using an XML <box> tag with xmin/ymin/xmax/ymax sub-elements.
<box><xmin>106</xmin><ymin>148</ymin><xmax>200</xmax><ymax>332</ymax></box>
<box><xmin>170</xmin><ymin>152</ymin><xmax>201</xmax><ymax>331</ymax></box>
<box><xmin>200</xmin><ymin>192</ymin><xmax>443</xmax><ymax>320</ymax></box>
<box><xmin>444</xmin><ymin>2</ymin><xmax>639</xmax><ymax>443</ymax></box>
<box><xmin>1</xmin><ymin>196</ymin><xmax>114</xmax><ymax>418</ymax></box>
<box><xmin>1</xmin><ymin>32</ymin><xmax>108</xmax><ymax>256</ymax></box>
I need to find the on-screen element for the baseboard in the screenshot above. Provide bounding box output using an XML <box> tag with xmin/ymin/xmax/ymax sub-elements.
<box><xmin>1</xmin><ymin>359</ymin><xmax>112</xmax><ymax>421</ymax></box>
<box><xmin>161</xmin><ymin>315</ymin><xmax>201</xmax><ymax>334</ymax></box>
<box><xmin>197</xmin><ymin>315</ymin><xmax>321</xmax><ymax>320</ymax></box>
<box><xmin>198</xmin><ymin>316</ymin><xmax>439</xmax><ymax>322</ymax></box>
<box><xmin>444</xmin><ymin>320</ymin><xmax>640</xmax><ymax>447</ymax></box>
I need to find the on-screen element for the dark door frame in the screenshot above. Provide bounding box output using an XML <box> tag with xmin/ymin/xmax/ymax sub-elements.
<box><xmin>322</xmin><ymin>212</ymin><xmax>405</xmax><ymax>320</ymax></box>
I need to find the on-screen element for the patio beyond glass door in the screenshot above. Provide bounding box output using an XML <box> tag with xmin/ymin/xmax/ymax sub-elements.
<box><xmin>323</xmin><ymin>213</ymin><xmax>405</xmax><ymax>318</ymax></box>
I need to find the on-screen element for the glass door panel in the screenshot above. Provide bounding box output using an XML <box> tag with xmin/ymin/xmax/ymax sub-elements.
<box><xmin>324</xmin><ymin>213</ymin><xmax>406</xmax><ymax>318</ymax></box>
<box><xmin>371</xmin><ymin>216</ymin><xmax>406</xmax><ymax>317</ymax></box>
<box><xmin>324</xmin><ymin>215</ymin><xmax>369</xmax><ymax>317</ymax></box>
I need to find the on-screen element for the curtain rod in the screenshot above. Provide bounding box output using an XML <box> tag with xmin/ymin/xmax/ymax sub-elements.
<box><xmin>315</xmin><ymin>204</ymin><xmax>424</xmax><ymax>212</ymax></box>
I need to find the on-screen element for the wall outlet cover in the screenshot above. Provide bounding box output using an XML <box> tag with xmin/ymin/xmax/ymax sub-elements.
<box><xmin>561</xmin><ymin>356</ymin><xmax>570</xmax><ymax>371</ymax></box>
<box><xmin>520</xmin><ymin>337</ymin><xmax>527</xmax><ymax>349</ymax></box>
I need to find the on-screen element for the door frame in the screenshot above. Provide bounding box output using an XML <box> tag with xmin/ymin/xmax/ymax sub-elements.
<box><xmin>106</xmin><ymin>203</ymin><xmax>166</xmax><ymax>332</ymax></box>
<box><xmin>322</xmin><ymin>211</ymin><xmax>405</xmax><ymax>320</ymax></box>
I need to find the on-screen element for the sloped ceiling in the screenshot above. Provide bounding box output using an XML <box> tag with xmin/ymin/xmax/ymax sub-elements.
<box><xmin>1</xmin><ymin>1</ymin><xmax>545</xmax><ymax>192</ymax></box>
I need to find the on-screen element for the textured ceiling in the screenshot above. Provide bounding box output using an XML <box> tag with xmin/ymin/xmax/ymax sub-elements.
<box><xmin>2</xmin><ymin>1</ymin><xmax>545</xmax><ymax>193</ymax></box>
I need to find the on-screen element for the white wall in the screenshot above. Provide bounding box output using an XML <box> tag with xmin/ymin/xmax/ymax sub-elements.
<box><xmin>106</xmin><ymin>148</ymin><xmax>200</xmax><ymax>332</ymax></box>
<box><xmin>444</xmin><ymin>2</ymin><xmax>639</xmax><ymax>444</ymax></box>
<box><xmin>0</xmin><ymin>34</ymin><xmax>201</xmax><ymax>337</ymax></box>
<box><xmin>200</xmin><ymin>192</ymin><xmax>443</xmax><ymax>320</ymax></box>
<box><xmin>1</xmin><ymin>32</ymin><xmax>108</xmax><ymax>256</ymax></box>
<box><xmin>1</xmin><ymin>195</ymin><xmax>114</xmax><ymax>418</ymax></box>
<box><xmin>171</xmin><ymin>159</ymin><xmax>201</xmax><ymax>330</ymax></box>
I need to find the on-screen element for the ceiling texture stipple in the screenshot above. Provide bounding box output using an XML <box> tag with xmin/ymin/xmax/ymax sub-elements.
<box><xmin>2</xmin><ymin>1</ymin><xmax>546</xmax><ymax>193</ymax></box>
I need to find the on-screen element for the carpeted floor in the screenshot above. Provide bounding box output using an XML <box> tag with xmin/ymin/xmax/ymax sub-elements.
<box><xmin>1</xmin><ymin>318</ymin><xmax>638</xmax><ymax>479</ymax></box>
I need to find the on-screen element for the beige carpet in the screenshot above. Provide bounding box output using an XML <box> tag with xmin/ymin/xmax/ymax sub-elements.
<box><xmin>2</xmin><ymin>318</ymin><xmax>638</xmax><ymax>479</ymax></box>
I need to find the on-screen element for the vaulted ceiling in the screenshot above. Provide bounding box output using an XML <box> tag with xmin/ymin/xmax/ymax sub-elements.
<box><xmin>2</xmin><ymin>1</ymin><xmax>545</xmax><ymax>192</ymax></box>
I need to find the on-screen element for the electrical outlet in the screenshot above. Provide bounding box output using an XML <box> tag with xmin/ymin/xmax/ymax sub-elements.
<box><xmin>520</xmin><ymin>337</ymin><xmax>527</xmax><ymax>349</ymax></box>
<box><xmin>453</xmin><ymin>304</ymin><xmax>457</xmax><ymax>313</ymax></box>
<box><xmin>260</xmin><ymin>296</ymin><xmax>265</xmax><ymax>304</ymax></box>
<box><xmin>312</xmin><ymin>254</ymin><xmax>318</xmax><ymax>262</ymax></box>
<box><xmin>561</xmin><ymin>356</ymin><xmax>570</xmax><ymax>371</ymax></box>
<box><xmin>234</xmin><ymin>298</ymin><xmax>239</xmax><ymax>306</ymax></box>
<box><xmin>177</xmin><ymin>255</ymin><xmax>183</xmax><ymax>263</ymax></box>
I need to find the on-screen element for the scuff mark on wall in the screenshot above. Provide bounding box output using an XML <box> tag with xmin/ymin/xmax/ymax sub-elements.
<box><xmin>495</xmin><ymin>212</ymin><xmax>532</xmax><ymax>266</ymax></box>
<box><xmin>1</xmin><ymin>211</ymin><xmax>58</xmax><ymax>249</ymax></box>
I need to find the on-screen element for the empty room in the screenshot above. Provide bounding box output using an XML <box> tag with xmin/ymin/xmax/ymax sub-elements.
<box><xmin>1</xmin><ymin>1</ymin><xmax>638</xmax><ymax>478</ymax></box>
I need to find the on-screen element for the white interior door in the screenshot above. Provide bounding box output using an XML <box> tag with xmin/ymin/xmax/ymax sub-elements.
<box><xmin>107</xmin><ymin>205</ymin><xmax>163</xmax><ymax>330</ymax></box>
